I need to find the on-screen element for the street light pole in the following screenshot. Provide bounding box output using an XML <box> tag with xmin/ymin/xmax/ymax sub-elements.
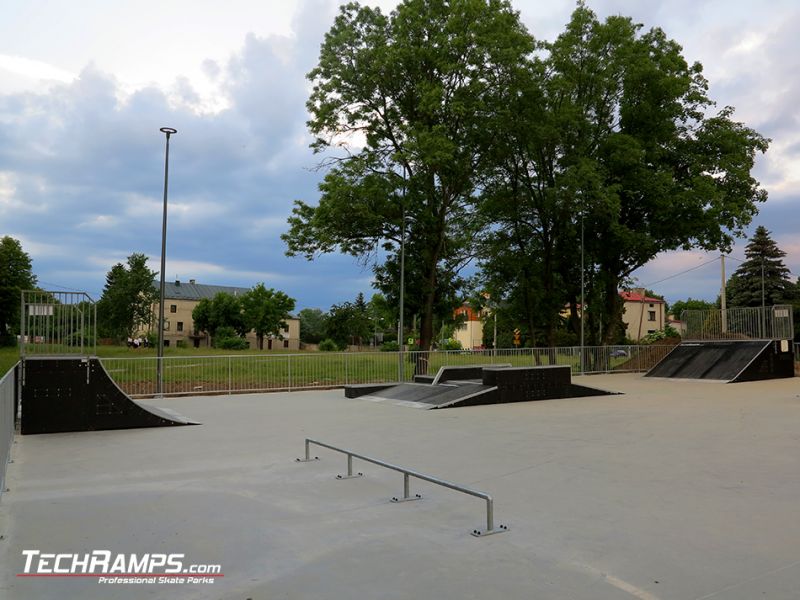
<box><xmin>157</xmin><ymin>127</ymin><xmax>177</xmax><ymax>397</ymax></box>
<box><xmin>580</xmin><ymin>194</ymin><xmax>585</xmax><ymax>375</ymax></box>
<box><xmin>397</xmin><ymin>205</ymin><xmax>406</xmax><ymax>382</ymax></box>
<box><xmin>761</xmin><ymin>258</ymin><xmax>766</xmax><ymax>338</ymax></box>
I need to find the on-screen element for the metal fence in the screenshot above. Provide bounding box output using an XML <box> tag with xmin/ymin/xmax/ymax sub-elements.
<box><xmin>681</xmin><ymin>305</ymin><xmax>794</xmax><ymax>341</ymax></box>
<box><xmin>20</xmin><ymin>290</ymin><xmax>97</xmax><ymax>356</ymax></box>
<box><xmin>0</xmin><ymin>364</ymin><xmax>17</xmax><ymax>500</ymax></box>
<box><xmin>100</xmin><ymin>344</ymin><xmax>674</xmax><ymax>398</ymax></box>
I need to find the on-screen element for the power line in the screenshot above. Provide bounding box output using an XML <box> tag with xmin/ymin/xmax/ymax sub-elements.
<box><xmin>642</xmin><ymin>256</ymin><xmax>721</xmax><ymax>288</ymax></box>
<box><xmin>38</xmin><ymin>281</ymin><xmax>86</xmax><ymax>292</ymax></box>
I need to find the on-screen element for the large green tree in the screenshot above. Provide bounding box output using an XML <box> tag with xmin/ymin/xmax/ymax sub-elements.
<box><xmin>478</xmin><ymin>4</ymin><xmax>769</xmax><ymax>345</ymax></box>
<box><xmin>670</xmin><ymin>298</ymin><xmax>716</xmax><ymax>319</ymax></box>
<box><xmin>326</xmin><ymin>292</ymin><xmax>373</xmax><ymax>347</ymax></box>
<box><xmin>241</xmin><ymin>283</ymin><xmax>296</xmax><ymax>350</ymax></box>
<box><xmin>191</xmin><ymin>292</ymin><xmax>247</xmax><ymax>341</ymax></box>
<box><xmin>726</xmin><ymin>226</ymin><xmax>795</xmax><ymax>308</ymax></box>
<box><xmin>298</xmin><ymin>308</ymin><xmax>329</xmax><ymax>344</ymax></box>
<box><xmin>283</xmin><ymin>0</ymin><xmax>534</xmax><ymax>353</ymax></box>
<box><xmin>97</xmin><ymin>253</ymin><xmax>157</xmax><ymax>340</ymax></box>
<box><xmin>0</xmin><ymin>236</ymin><xmax>37</xmax><ymax>345</ymax></box>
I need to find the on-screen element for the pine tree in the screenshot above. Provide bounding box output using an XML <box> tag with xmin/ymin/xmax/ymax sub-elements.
<box><xmin>726</xmin><ymin>226</ymin><xmax>794</xmax><ymax>308</ymax></box>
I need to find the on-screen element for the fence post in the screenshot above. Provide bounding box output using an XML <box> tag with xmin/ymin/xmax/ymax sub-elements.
<box><xmin>344</xmin><ymin>351</ymin><xmax>349</xmax><ymax>386</ymax></box>
<box><xmin>287</xmin><ymin>354</ymin><xmax>292</xmax><ymax>392</ymax></box>
<box><xmin>228</xmin><ymin>356</ymin><xmax>232</xmax><ymax>394</ymax></box>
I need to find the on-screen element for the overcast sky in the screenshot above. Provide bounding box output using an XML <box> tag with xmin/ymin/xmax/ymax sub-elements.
<box><xmin>1</xmin><ymin>0</ymin><xmax>798</xmax><ymax>310</ymax></box>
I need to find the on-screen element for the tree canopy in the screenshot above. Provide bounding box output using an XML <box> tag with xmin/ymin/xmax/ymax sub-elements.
<box><xmin>326</xmin><ymin>292</ymin><xmax>373</xmax><ymax>348</ymax></box>
<box><xmin>97</xmin><ymin>253</ymin><xmax>156</xmax><ymax>340</ymax></box>
<box><xmin>0</xmin><ymin>236</ymin><xmax>37</xmax><ymax>345</ymax></box>
<box><xmin>477</xmin><ymin>3</ymin><xmax>768</xmax><ymax>346</ymax></box>
<box><xmin>670</xmin><ymin>298</ymin><xmax>716</xmax><ymax>319</ymax></box>
<box><xmin>191</xmin><ymin>292</ymin><xmax>247</xmax><ymax>340</ymax></box>
<box><xmin>283</xmin><ymin>0</ymin><xmax>534</xmax><ymax>352</ymax></box>
<box><xmin>241</xmin><ymin>283</ymin><xmax>296</xmax><ymax>350</ymax></box>
<box><xmin>298</xmin><ymin>308</ymin><xmax>329</xmax><ymax>344</ymax></box>
<box><xmin>286</xmin><ymin>0</ymin><xmax>769</xmax><ymax>353</ymax></box>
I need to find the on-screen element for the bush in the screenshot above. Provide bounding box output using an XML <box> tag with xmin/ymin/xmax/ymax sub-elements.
<box><xmin>642</xmin><ymin>326</ymin><xmax>680</xmax><ymax>344</ymax></box>
<box><xmin>380</xmin><ymin>341</ymin><xmax>399</xmax><ymax>352</ymax></box>
<box><xmin>216</xmin><ymin>336</ymin><xmax>249</xmax><ymax>350</ymax></box>
<box><xmin>214</xmin><ymin>326</ymin><xmax>248</xmax><ymax>350</ymax></box>
<box><xmin>176</xmin><ymin>340</ymin><xmax>187</xmax><ymax>348</ymax></box>
<box><xmin>319</xmin><ymin>338</ymin><xmax>339</xmax><ymax>352</ymax></box>
<box><xmin>438</xmin><ymin>338</ymin><xmax>462</xmax><ymax>351</ymax></box>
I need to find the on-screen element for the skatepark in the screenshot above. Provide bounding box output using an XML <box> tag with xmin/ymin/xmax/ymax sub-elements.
<box><xmin>1</xmin><ymin>296</ymin><xmax>798</xmax><ymax>599</ymax></box>
<box><xmin>2</xmin><ymin>373</ymin><xmax>800</xmax><ymax>600</ymax></box>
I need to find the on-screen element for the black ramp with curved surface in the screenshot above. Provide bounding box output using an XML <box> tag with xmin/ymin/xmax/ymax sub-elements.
<box><xmin>21</xmin><ymin>357</ymin><xmax>199</xmax><ymax>434</ymax></box>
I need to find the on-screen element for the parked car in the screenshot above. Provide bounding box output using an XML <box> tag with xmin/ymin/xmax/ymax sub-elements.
<box><xmin>610</xmin><ymin>349</ymin><xmax>628</xmax><ymax>358</ymax></box>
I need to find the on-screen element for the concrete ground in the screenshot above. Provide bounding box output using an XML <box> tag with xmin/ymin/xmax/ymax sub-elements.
<box><xmin>1</xmin><ymin>373</ymin><xmax>799</xmax><ymax>600</ymax></box>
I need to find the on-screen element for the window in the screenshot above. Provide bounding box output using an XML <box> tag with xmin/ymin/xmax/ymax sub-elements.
<box><xmin>648</xmin><ymin>303</ymin><xmax>654</xmax><ymax>308</ymax></box>
<box><xmin>170</xmin><ymin>304</ymin><xmax>177</xmax><ymax>313</ymax></box>
<box><xmin>177</xmin><ymin>322</ymin><xmax>183</xmax><ymax>332</ymax></box>
<box><xmin>648</xmin><ymin>310</ymin><xmax>656</xmax><ymax>321</ymax></box>
<box><xmin>283</xmin><ymin>340</ymin><xmax>289</xmax><ymax>348</ymax></box>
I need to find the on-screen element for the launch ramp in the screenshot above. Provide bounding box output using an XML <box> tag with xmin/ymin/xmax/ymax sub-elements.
<box><xmin>646</xmin><ymin>340</ymin><xmax>794</xmax><ymax>382</ymax></box>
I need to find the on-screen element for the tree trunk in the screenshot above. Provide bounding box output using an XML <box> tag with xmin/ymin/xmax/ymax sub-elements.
<box><xmin>602</xmin><ymin>275</ymin><xmax>622</xmax><ymax>346</ymax></box>
<box><xmin>416</xmin><ymin>269</ymin><xmax>437</xmax><ymax>376</ymax></box>
<box><xmin>257</xmin><ymin>334</ymin><xmax>264</xmax><ymax>350</ymax></box>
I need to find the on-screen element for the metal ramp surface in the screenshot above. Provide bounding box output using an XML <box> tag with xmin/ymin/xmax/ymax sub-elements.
<box><xmin>645</xmin><ymin>340</ymin><xmax>794</xmax><ymax>382</ymax></box>
<box><xmin>21</xmin><ymin>357</ymin><xmax>200</xmax><ymax>434</ymax></box>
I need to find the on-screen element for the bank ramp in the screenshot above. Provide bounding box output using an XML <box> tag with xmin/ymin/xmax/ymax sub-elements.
<box><xmin>645</xmin><ymin>340</ymin><xmax>795</xmax><ymax>382</ymax></box>
<box><xmin>346</xmin><ymin>364</ymin><xmax>618</xmax><ymax>409</ymax></box>
<box><xmin>21</xmin><ymin>357</ymin><xmax>199</xmax><ymax>434</ymax></box>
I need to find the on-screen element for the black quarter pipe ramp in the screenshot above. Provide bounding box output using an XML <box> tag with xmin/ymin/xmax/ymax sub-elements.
<box><xmin>20</xmin><ymin>357</ymin><xmax>199</xmax><ymax>434</ymax></box>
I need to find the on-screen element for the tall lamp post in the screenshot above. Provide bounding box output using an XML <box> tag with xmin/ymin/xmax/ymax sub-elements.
<box><xmin>579</xmin><ymin>193</ymin><xmax>585</xmax><ymax>375</ymax></box>
<box><xmin>157</xmin><ymin>127</ymin><xmax>177</xmax><ymax>397</ymax></box>
<box><xmin>397</xmin><ymin>205</ymin><xmax>406</xmax><ymax>382</ymax></box>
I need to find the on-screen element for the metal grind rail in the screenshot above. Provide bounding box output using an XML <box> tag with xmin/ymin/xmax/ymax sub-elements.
<box><xmin>296</xmin><ymin>438</ymin><xmax>508</xmax><ymax>537</ymax></box>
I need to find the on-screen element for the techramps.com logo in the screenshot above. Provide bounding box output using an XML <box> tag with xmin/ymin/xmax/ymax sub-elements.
<box><xmin>17</xmin><ymin>550</ymin><xmax>223</xmax><ymax>585</ymax></box>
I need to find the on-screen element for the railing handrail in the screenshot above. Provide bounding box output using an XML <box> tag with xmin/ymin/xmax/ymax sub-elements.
<box><xmin>1</xmin><ymin>361</ymin><xmax>18</xmax><ymax>501</ymax></box>
<box><xmin>97</xmin><ymin>344</ymin><xmax>676</xmax><ymax>362</ymax></box>
<box><xmin>298</xmin><ymin>438</ymin><xmax>508</xmax><ymax>537</ymax></box>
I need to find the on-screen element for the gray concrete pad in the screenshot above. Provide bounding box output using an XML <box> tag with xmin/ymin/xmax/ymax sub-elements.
<box><xmin>1</xmin><ymin>374</ymin><xmax>799</xmax><ymax>599</ymax></box>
